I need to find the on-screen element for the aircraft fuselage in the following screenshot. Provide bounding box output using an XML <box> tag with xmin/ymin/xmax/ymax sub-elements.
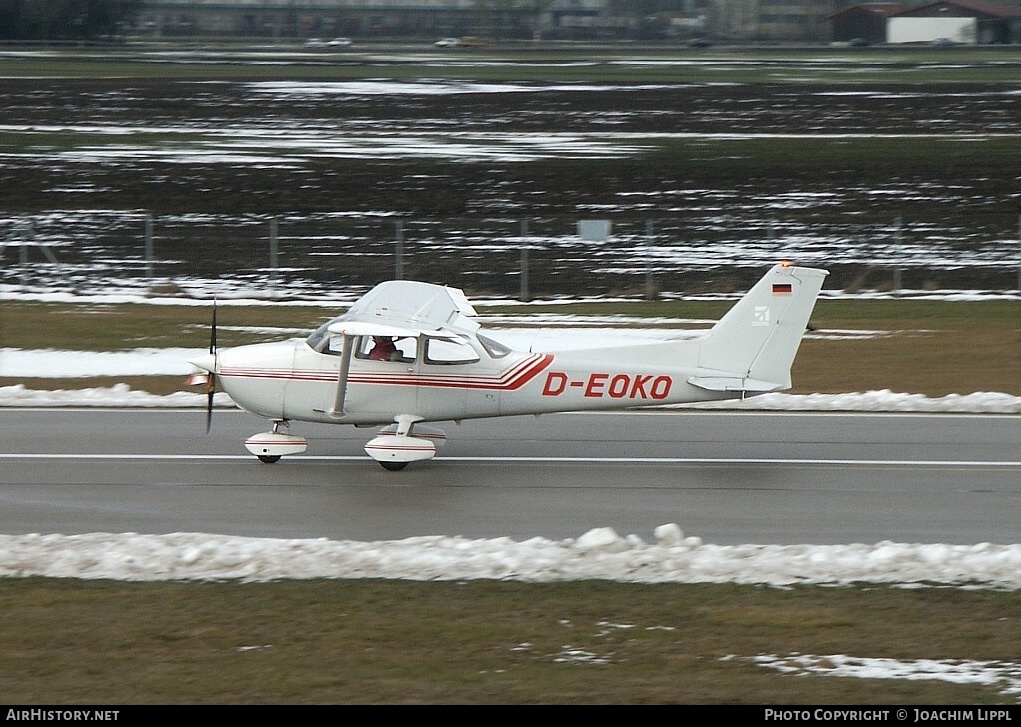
<box><xmin>215</xmin><ymin>338</ymin><xmax>728</xmax><ymax>426</ymax></box>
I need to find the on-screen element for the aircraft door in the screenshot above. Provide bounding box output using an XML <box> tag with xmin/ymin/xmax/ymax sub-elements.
<box><xmin>350</xmin><ymin>335</ymin><xmax>420</xmax><ymax>419</ymax></box>
<box><xmin>280</xmin><ymin>340</ymin><xmax>308</xmax><ymax>420</ymax></box>
<box><xmin>417</xmin><ymin>336</ymin><xmax>477</xmax><ymax>420</ymax></box>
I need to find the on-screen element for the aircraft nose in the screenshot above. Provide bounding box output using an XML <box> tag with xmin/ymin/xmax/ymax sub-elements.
<box><xmin>189</xmin><ymin>352</ymin><xmax>217</xmax><ymax>373</ymax></box>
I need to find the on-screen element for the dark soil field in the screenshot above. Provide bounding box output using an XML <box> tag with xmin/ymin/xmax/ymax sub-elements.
<box><xmin>1</xmin><ymin>51</ymin><xmax>1020</xmax><ymax>296</ymax></box>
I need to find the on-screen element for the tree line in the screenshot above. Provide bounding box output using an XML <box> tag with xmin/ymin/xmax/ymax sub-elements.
<box><xmin>0</xmin><ymin>0</ymin><xmax>141</xmax><ymax>40</ymax></box>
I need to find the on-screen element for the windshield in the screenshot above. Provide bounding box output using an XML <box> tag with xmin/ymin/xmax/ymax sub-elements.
<box><xmin>306</xmin><ymin>317</ymin><xmax>340</xmax><ymax>352</ymax></box>
<box><xmin>477</xmin><ymin>333</ymin><xmax>511</xmax><ymax>359</ymax></box>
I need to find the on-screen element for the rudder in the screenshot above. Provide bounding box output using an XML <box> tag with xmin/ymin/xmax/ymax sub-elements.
<box><xmin>694</xmin><ymin>264</ymin><xmax>828</xmax><ymax>392</ymax></box>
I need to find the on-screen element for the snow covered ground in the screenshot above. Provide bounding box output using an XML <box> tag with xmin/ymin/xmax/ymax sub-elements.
<box><xmin>733</xmin><ymin>653</ymin><xmax>1021</xmax><ymax>701</ymax></box>
<box><xmin>2</xmin><ymin>524</ymin><xmax>1020</xmax><ymax>588</ymax></box>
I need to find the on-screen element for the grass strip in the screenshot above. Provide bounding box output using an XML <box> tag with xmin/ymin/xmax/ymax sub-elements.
<box><xmin>3</xmin><ymin>48</ymin><xmax>1021</xmax><ymax>83</ymax></box>
<box><xmin>0</xmin><ymin>578</ymin><xmax>1017</xmax><ymax>704</ymax></box>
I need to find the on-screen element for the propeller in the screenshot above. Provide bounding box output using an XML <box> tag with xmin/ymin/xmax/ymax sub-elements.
<box><xmin>205</xmin><ymin>298</ymin><xmax>218</xmax><ymax>434</ymax></box>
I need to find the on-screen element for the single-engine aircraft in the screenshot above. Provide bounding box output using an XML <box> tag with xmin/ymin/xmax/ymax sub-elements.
<box><xmin>189</xmin><ymin>263</ymin><xmax>828</xmax><ymax>470</ymax></box>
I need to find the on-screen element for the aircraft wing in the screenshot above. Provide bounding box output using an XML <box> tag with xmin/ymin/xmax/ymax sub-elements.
<box><xmin>326</xmin><ymin>320</ymin><xmax>449</xmax><ymax>339</ymax></box>
<box><xmin>339</xmin><ymin>280</ymin><xmax>480</xmax><ymax>336</ymax></box>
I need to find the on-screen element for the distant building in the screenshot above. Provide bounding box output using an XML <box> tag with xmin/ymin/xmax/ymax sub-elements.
<box><xmin>829</xmin><ymin>1</ymin><xmax>1021</xmax><ymax>44</ymax></box>
<box><xmin>828</xmin><ymin>3</ymin><xmax>909</xmax><ymax>43</ymax></box>
<box><xmin>887</xmin><ymin>0</ymin><xmax>1021</xmax><ymax>44</ymax></box>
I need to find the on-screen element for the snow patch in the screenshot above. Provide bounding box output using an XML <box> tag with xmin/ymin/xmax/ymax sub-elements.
<box><xmin>1</xmin><ymin>528</ymin><xmax>1020</xmax><ymax>588</ymax></box>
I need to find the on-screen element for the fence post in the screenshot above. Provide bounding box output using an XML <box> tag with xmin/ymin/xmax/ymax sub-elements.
<box><xmin>144</xmin><ymin>214</ymin><xmax>154</xmax><ymax>279</ymax></box>
<box><xmin>20</xmin><ymin>223</ymin><xmax>28</xmax><ymax>265</ymax></box>
<box><xmin>18</xmin><ymin>222</ymin><xmax>61</xmax><ymax>283</ymax></box>
<box><xmin>893</xmin><ymin>216</ymin><xmax>902</xmax><ymax>292</ymax></box>
<box><xmin>644</xmin><ymin>219</ymin><xmax>656</xmax><ymax>300</ymax></box>
<box><xmin>19</xmin><ymin>222</ymin><xmax>29</xmax><ymax>287</ymax></box>
<box><xmin>269</xmin><ymin>217</ymin><xmax>279</xmax><ymax>292</ymax></box>
<box><xmin>395</xmin><ymin>220</ymin><xmax>404</xmax><ymax>280</ymax></box>
<box><xmin>520</xmin><ymin>219</ymin><xmax>530</xmax><ymax>302</ymax></box>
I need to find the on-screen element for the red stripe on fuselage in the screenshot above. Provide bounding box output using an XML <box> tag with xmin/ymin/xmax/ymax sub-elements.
<box><xmin>220</xmin><ymin>353</ymin><xmax>554</xmax><ymax>392</ymax></box>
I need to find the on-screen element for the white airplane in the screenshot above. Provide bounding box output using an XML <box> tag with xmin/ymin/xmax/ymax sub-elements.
<box><xmin>189</xmin><ymin>263</ymin><xmax>828</xmax><ymax>470</ymax></box>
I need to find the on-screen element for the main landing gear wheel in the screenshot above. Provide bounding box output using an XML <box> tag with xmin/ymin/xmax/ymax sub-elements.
<box><xmin>245</xmin><ymin>423</ymin><xmax>308</xmax><ymax>464</ymax></box>
<box><xmin>364</xmin><ymin>415</ymin><xmax>439</xmax><ymax>471</ymax></box>
<box><xmin>379</xmin><ymin>460</ymin><xmax>409</xmax><ymax>471</ymax></box>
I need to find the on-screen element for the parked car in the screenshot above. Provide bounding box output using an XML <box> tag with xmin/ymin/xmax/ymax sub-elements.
<box><xmin>434</xmin><ymin>36</ymin><xmax>485</xmax><ymax>49</ymax></box>
<box><xmin>848</xmin><ymin>37</ymin><xmax>870</xmax><ymax>47</ymax></box>
<box><xmin>328</xmin><ymin>37</ymin><xmax>352</xmax><ymax>47</ymax></box>
<box><xmin>930</xmin><ymin>37</ymin><xmax>958</xmax><ymax>47</ymax></box>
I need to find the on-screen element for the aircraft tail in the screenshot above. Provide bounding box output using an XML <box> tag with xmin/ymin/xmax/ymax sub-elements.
<box><xmin>690</xmin><ymin>263</ymin><xmax>828</xmax><ymax>394</ymax></box>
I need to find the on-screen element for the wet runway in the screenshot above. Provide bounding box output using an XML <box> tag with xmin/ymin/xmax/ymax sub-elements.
<box><xmin>0</xmin><ymin>408</ymin><xmax>1017</xmax><ymax>545</ymax></box>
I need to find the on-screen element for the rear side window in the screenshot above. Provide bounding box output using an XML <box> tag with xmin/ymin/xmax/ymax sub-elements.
<box><xmin>424</xmin><ymin>338</ymin><xmax>480</xmax><ymax>365</ymax></box>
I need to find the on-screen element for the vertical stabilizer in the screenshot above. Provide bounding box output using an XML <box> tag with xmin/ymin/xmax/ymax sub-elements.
<box><xmin>694</xmin><ymin>264</ymin><xmax>828</xmax><ymax>391</ymax></box>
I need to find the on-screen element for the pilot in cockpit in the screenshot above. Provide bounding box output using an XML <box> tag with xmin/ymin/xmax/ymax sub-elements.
<box><xmin>368</xmin><ymin>336</ymin><xmax>399</xmax><ymax>361</ymax></box>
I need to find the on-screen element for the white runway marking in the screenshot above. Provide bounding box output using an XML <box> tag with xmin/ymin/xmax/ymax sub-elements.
<box><xmin>0</xmin><ymin>454</ymin><xmax>1018</xmax><ymax>467</ymax></box>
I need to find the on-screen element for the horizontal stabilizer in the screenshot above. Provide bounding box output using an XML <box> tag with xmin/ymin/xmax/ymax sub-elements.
<box><xmin>688</xmin><ymin>376</ymin><xmax>784</xmax><ymax>393</ymax></box>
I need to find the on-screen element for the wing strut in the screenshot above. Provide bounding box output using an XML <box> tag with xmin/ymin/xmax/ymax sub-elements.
<box><xmin>328</xmin><ymin>333</ymin><xmax>355</xmax><ymax>419</ymax></box>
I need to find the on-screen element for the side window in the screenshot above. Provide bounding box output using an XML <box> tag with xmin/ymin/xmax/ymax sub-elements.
<box><xmin>326</xmin><ymin>336</ymin><xmax>346</xmax><ymax>355</ymax></box>
<box><xmin>354</xmin><ymin>336</ymin><xmax>374</xmax><ymax>359</ymax></box>
<box><xmin>424</xmin><ymin>338</ymin><xmax>480</xmax><ymax>365</ymax></box>
<box><xmin>355</xmin><ymin>336</ymin><xmax>417</xmax><ymax>363</ymax></box>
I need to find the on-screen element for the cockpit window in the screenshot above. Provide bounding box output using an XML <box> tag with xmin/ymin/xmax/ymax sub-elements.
<box><xmin>355</xmin><ymin>335</ymin><xmax>417</xmax><ymax>363</ymax></box>
<box><xmin>306</xmin><ymin>319</ymin><xmax>337</xmax><ymax>353</ymax></box>
<box><xmin>477</xmin><ymin>333</ymin><xmax>511</xmax><ymax>359</ymax></box>
<box><xmin>424</xmin><ymin>338</ymin><xmax>480</xmax><ymax>365</ymax></box>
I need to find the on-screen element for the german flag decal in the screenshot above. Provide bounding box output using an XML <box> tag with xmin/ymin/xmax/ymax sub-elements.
<box><xmin>772</xmin><ymin>283</ymin><xmax>793</xmax><ymax>295</ymax></box>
